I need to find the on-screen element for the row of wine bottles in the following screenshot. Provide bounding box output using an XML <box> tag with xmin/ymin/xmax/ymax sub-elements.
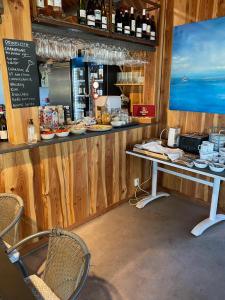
<box><xmin>36</xmin><ymin>1</ymin><xmax>157</xmax><ymax>42</ymax></box>
<box><xmin>36</xmin><ymin>0</ymin><xmax>63</xmax><ymax>18</ymax></box>
<box><xmin>79</xmin><ymin>1</ymin><xmax>157</xmax><ymax>41</ymax></box>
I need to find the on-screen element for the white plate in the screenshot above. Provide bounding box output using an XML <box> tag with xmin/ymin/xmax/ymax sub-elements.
<box><xmin>41</xmin><ymin>133</ymin><xmax>55</xmax><ymax>140</ymax></box>
<box><xmin>209</xmin><ymin>163</ymin><xmax>225</xmax><ymax>173</ymax></box>
<box><xmin>111</xmin><ymin>121</ymin><xmax>124</xmax><ymax>127</ymax></box>
<box><xmin>87</xmin><ymin>125</ymin><xmax>112</xmax><ymax>132</ymax></box>
<box><xmin>56</xmin><ymin>131</ymin><xmax>70</xmax><ymax>138</ymax></box>
<box><xmin>70</xmin><ymin>128</ymin><xmax>86</xmax><ymax>135</ymax></box>
<box><xmin>193</xmin><ymin>159</ymin><xmax>208</xmax><ymax>169</ymax></box>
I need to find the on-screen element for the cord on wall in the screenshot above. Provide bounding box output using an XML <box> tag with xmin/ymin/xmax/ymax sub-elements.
<box><xmin>129</xmin><ymin>162</ymin><xmax>152</xmax><ymax>206</ymax></box>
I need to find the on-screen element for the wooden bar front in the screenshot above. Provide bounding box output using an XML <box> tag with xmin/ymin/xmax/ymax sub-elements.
<box><xmin>0</xmin><ymin>125</ymin><xmax>156</xmax><ymax>237</ymax></box>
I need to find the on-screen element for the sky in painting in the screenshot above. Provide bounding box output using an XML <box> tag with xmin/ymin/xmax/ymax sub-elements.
<box><xmin>172</xmin><ymin>16</ymin><xmax>225</xmax><ymax>78</ymax></box>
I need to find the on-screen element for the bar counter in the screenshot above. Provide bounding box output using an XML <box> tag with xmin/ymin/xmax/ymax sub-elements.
<box><xmin>0</xmin><ymin>123</ymin><xmax>156</xmax><ymax>155</ymax></box>
<box><xmin>0</xmin><ymin>123</ymin><xmax>157</xmax><ymax>238</ymax></box>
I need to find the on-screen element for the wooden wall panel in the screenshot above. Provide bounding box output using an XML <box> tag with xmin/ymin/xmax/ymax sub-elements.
<box><xmin>159</xmin><ymin>0</ymin><xmax>225</xmax><ymax>209</ymax></box>
<box><xmin>0</xmin><ymin>126</ymin><xmax>157</xmax><ymax>237</ymax></box>
<box><xmin>0</xmin><ymin>0</ymin><xmax>40</xmax><ymax>144</ymax></box>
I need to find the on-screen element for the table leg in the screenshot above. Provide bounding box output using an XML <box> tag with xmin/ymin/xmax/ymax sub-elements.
<box><xmin>191</xmin><ymin>177</ymin><xmax>225</xmax><ymax>237</ymax></box>
<box><xmin>136</xmin><ymin>161</ymin><xmax>170</xmax><ymax>209</ymax></box>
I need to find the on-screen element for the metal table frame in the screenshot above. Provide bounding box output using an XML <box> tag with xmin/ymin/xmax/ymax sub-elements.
<box><xmin>126</xmin><ymin>150</ymin><xmax>225</xmax><ymax>237</ymax></box>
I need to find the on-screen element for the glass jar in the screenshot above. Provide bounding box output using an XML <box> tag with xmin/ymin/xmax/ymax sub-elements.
<box><xmin>101</xmin><ymin>107</ymin><xmax>111</xmax><ymax>125</ymax></box>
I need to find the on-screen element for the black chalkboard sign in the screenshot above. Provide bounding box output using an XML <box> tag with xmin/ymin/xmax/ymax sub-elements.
<box><xmin>3</xmin><ymin>39</ymin><xmax>40</xmax><ymax>108</ymax></box>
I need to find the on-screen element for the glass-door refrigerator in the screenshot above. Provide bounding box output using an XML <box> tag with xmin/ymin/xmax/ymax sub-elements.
<box><xmin>71</xmin><ymin>57</ymin><xmax>121</xmax><ymax>120</ymax></box>
<box><xmin>71</xmin><ymin>57</ymin><xmax>89</xmax><ymax>120</ymax></box>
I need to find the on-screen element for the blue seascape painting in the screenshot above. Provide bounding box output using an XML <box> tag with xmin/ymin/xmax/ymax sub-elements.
<box><xmin>170</xmin><ymin>16</ymin><xmax>225</xmax><ymax>114</ymax></box>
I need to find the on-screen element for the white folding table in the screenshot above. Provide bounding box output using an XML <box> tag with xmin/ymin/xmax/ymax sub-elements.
<box><xmin>126</xmin><ymin>150</ymin><xmax>225</xmax><ymax>237</ymax></box>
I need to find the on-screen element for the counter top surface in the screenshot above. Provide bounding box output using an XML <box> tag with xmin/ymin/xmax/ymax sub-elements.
<box><xmin>0</xmin><ymin>123</ymin><xmax>156</xmax><ymax>155</ymax></box>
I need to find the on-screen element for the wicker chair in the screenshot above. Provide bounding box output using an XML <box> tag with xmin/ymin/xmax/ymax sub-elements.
<box><xmin>7</xmin><ymin>228</ymin><xmax>91</xmax><ymax>300</ymax></box>
<box><xmin>0</xmin><ymin>193</ymin><xmax>24</xmax><ymax>246</ymax></box>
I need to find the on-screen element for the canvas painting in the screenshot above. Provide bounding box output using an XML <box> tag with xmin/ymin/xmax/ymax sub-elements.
<box><xmin>170</xmin><ymin>16</ymin><xmax>225</xmax><ymax>114</ymax></box>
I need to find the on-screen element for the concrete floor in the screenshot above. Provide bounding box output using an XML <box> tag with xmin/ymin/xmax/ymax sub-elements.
<box><xmin>76</xmin><ymin>195</ymin><xmax>225</xmax><ymax>300</ymax></box>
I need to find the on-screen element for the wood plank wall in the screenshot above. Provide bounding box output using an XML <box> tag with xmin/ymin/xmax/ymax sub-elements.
<box><xmin>0</xmin><ymin>0</ymin><xmax>40</xmax><ymax>144</ymax></box>
<box><xmin>0</xmin><ymin>126</ymin><xmax>156</xmax><ymax>238</ymax></box>
<box><xmin>159</xmin><ymin>0</ymin><xmax>225</xmax><ymax>209</ymax></box>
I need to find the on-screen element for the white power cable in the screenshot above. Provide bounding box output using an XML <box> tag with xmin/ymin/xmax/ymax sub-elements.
<box><xmin>129</xmin><ymin>162</ymin><xmax>152</xmax><ymax>206</ymax></box>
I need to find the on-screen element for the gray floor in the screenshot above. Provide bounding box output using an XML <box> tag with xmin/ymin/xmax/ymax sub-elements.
<box><xmin>76</xmin><ymin>195</ymin><xmax>225</xmax><ymax>300</ymax></box>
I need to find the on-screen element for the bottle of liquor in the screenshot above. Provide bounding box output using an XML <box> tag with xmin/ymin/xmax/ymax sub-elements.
<box><xmin>123</xmin><ymin>9</ymin><xmax>130</xmax><ymax>35</ymax></box>
<box><xmin>27</xmin><ymin>119</ymin><xmax>37</xmax><ymax>144</ymax></box>
<box><xmin>150</xmin><ymin>15</ymin><xmax>156</xmax><ymax>41</ymax></box>
<box><xmin>98</xmin><ymin>65</ymin><xmax>104</xmax><ymax>79</ymax></box>
<box><xmin>142</xmin><ymin>9</ymin><xmax>147</xmax><ymax>39</ymax></box>
<box><xmin>94</xmin><ymin>0</ymin><xmax>101</xmax><ymax>28</ymax></box>
<box><xmin>79</xmin><ymin>68</ymin><xmax>85</xmax><ymax>80</ymax></box>
<box><xmin>87</xmin><ymin>0</ymin><xmax>95</xmax><ymax>27</ymax></box>
<box><xmin>146</xmin><ymin>14</ymin><xmax>151</xmax><ymax>39</ymax></box>
<box><xmin>36</xmin><ymin>0</ymin><xmax>45</xmax><ymax>15</ymax></box>
<box><xmin>44</xmin><ymin>0</ymin><xmax>53</xmax><ymax>16</ymax></box>
<box><xmin>101</xmin><ymin>0</ymin><xmax>108</xmax><ymax>30</ymax></box>
<box><xmin>130</xmin><ymin>7</ymin><xmax>136</xmax><ymax>36</ymax></box>
<box><xmin>53</xmin><ymin>0</ymin><xmax>62</xmax><ymax>18</ymax></box>
<box><xmin>0</xmin><ymin>110</ymin><xmax>8</xmax><ymax>142</ymax></box>
<box><xmin>78</xmin><ymin>0</ymin><xmax>86</xmax><ymax>25</ymax></box>
<box><xmin>111</xmin><ymin>4</ymin><xmax>116</xmax><ymax>32</ymax></box>
<box><xmin>136</xmin><ymin>15</ymin><xmax>142</xmax><ymax>38</ymax></box>
<box><xmin>115</xmin><ymin>8</ymin><xmax>122</xmax><ymax>33</ymax></box>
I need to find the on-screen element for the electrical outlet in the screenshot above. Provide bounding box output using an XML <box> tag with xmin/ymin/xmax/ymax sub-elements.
<box><xmin>134</xmin><ymin>178</ymin><xmax>140</xmax><ymax>187</ymax></box>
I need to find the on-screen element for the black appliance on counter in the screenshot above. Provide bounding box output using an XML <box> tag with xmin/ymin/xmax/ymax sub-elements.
<box><xmin>179</xmin><ymin>133</ymin><xmax>209</xmax><ymax>154</ymax></box>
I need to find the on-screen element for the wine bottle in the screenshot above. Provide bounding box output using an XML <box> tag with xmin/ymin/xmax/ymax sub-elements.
<box><xmin>130</xmin><ymin>7</ymin><xmax>136</xmax><ymax>36</ymax></box>
<box><xmin>87</xmin><ymin>0</ymin><xmax>95</xmax><ymax>27</ymax></box>
<box><xmin>111</xmin><ymin>5</ymin><xmax>116</xmax><ymax>32</ymax></box>
<box><xmin>0</xmin><ymin>111</ymin><xmax>8</xmax><ymax>142</ymax></box>
<box><xmin>78</xmin><ymin>0</ymin><xmax>86</xmax><ymax>25</ymax></box>
<box><xmin>94</xmin><ymin>0</ymin><xmax>101</xmax><ymax>28</ymax></box>
<box><xmin>101</xmin><ymin>0</ymin><xmax>108</xmax><ymax>30</ymax></box>
<box><xmin>123</xmin><ymin>9</ymin><xmax>130</xmax><ymax>35</ymax></box>
<box><xmin>115</xmin><ymin>8</ymin><xmax>122</xmax><ymax>33</ymax></box>
<box><xmin>44</xmin><ymin>0</ymin><xmax>53</xmax><ymax>16</ymax></box>
<box><xmin>36</xmin><ymin>0</ymin><xmax>45</xmax><ymax>15</ymax></box>
<box><xmin>150</xmin><ymin>15</ymin><xmax>156</xmax><ymax>41</ymax></box>
<box><xmin>136</xmin><ymin>15</ymin><xmax>142</xmax><ymax>38</ymax></box>
<box><xmin>146</xmin><ymin>14</ymin><xmax>151</xmax><ymax>39</ymax></box>
<box><xmin>53</xmin><ymin>0</ymin><xmax>62</xmax><ymax>18</ymax></box>
<box><xmin>142</xmin><ymin>9</ymin><xmax>147</xmax><ymax>39</ymax></box>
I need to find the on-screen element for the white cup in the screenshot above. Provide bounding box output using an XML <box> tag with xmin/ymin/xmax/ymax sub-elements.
<box><xmin>198</xmin><ymin>142</ymin><xmax>214</xmax><ymax>154</ymax></box>
<box><xmin>219</xmin><ymin>148</ymin><xmax>225</xmax><ymax>156</ymax></box>
<box><xmin>199</xmin><ymin>151</ymin><xmax>214</xmax><ymax>161</ymax></box>
<box><xmin>219</xmin><ymin>157</ymin><xmax>225</xmax><ymax>164</ymax></box>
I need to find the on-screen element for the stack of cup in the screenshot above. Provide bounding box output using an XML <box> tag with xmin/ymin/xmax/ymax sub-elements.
<box><xmin>218</xmin><ymin>148</ymin><xmax>225</xmax><ymax>164</ymax></box>
<box><xmin>198</xmin><ymin>141</ymin><xmax>216</xmax><ymax>161</ymax></box>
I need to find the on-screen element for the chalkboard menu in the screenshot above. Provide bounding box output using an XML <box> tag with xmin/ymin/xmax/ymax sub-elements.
<box><xmin>3</xmin><ymin>39</ymin><xmax>40</xmax><ymax>108</ymax></box>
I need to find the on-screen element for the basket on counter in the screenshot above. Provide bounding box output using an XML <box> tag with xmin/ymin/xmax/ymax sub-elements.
<box><xmin>209</xmin><ymin>127</ymin><xmax>225</xmax><ymax>151</ymax></box>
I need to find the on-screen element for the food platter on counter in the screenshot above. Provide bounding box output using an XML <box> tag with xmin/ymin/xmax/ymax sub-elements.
<box><xmin>87</xmin><ymin>125</ymin><xmax>113</xmax><ymax>132</ymax></box>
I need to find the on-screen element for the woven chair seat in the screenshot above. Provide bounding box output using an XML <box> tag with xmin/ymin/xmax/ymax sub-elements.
<box><xmin>25</xmin><ymin>275</ymin><xmax>60</xmax><ymax>300</ymax></box>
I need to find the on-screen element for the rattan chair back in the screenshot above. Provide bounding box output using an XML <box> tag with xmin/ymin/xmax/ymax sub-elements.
<box><xmin>7</xmin><ymin>228</ymin><xmax>90</xmax><ymax>300</ymax></box>
<box><xmin>43</xmin><ymin>229</ymin><xmax>90</xmax><ymax>300</ymax></box>
<box><xmin>0</xmin><ymin>193</ymin><xmax>24</xmax><ymax>245</ymax></box>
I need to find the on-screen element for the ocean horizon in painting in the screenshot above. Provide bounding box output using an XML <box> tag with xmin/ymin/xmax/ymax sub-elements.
<box><xmin>170</xmin><ymin>16</ymin><xmax>225</xmax><ymax>114</ymax></box>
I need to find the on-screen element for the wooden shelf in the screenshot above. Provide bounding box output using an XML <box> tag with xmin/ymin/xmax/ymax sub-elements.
<box><xmin>114</xmin><ymin>83</ymin><xmax>144</xmax><ymax>86</ymax></box>
<box><xmin>32</xmin><ymin>16</ymin><xmax>157</xmax><ymax>50</ymax></box>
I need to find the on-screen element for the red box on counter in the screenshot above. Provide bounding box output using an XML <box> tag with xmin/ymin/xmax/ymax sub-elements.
<box><xmin>132</xmin><ymin>104</ymin><xmax>156</xmax><ymax>117</ymax></box>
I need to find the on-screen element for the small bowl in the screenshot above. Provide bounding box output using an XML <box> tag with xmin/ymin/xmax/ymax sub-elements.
<box><xmin>41</xmin><ymin>133</ymin><xmax>55</xmax><ymax>140</ymax></box>
<box><xmin>70</xmin><ymin>128</ymin><xmax>86</xmax><ymax>135</ymax></box>
<box><xmin>194</xmin><ymin>159</ymin><xmax>208</xmax><ymax>169</ymax></box>
<box><xmin>56</xmin><ymin>131</ymin><xmax>70</xmax><ymax>138</ymax></box>
<box><xmin>209</xmin><ymin>163</ymin><xmax>225</xmax><ymax>173</ymax></box>
<box><xmin>111</xmin><ymin>121</ymin><xmax>123</xmax><ymax>127</ymax></box>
